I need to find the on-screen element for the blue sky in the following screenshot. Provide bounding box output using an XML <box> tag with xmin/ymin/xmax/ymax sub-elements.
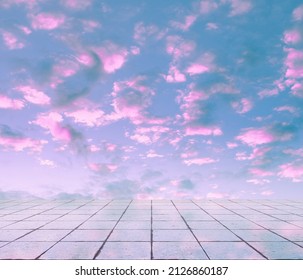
<box><xmin>0</xmin><ymin>0</ymin><xmax>303</xmax><ymax>199</ymax></box>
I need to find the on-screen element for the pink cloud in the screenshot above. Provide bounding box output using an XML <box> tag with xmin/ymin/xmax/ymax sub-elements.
<box><xmin>200</xmin><ymin>0</ymin><xmax>218</xmax><ymax>14</ymax></box>
<box><xmin>31</xmin><ymin>112</ymin><xmax>73</xmax><ymax>142</ymax></box>
<box><xmin>258</xmin><ymin>88</ymin><xmax>279</xmax><ymax>98</ymax></box>
<box><xmin>278</xmin><ymin>162</ymin><xmax>303</xmax><ymax>182</ymax></box>
<box><xmin>283</xmin><ymin>30</ymin><xmax>301</xmax><ymax>44</ymax></box>
<box><xmin>236</xmin><ymin>128</ymin><xmax>275</xmax><ymax>146</ymax></box>
<box><xmin>186</xmin><ymin>64</ymin><xmax>209</xmax><ymax>75</ymax></box>
<box><xmin>224</xmin><ymin>0</ymin><xmax>252</xmax><ymax>16</ymax></box>
<box><xmin>0</xmin><ymin>95</ymin><xmax>24</xmax><ymax>110</ymax></box>
<box><xmin>111</xmin><ymin>76</ymin><xmax>155</xmax><ymax>124</ymax></box>
<box><xmin>88</xmin><ymin>163</ymin><xmax>117</xmax><ymax>173</ymax></box>
<box><xmin>1</xmin><ymin>31</ymin><xmax>24</xmax><ymax>49</ymax></box>
<box><xmin>62</xmin><ymin>0</ymin><xmax>92</xmax><ymax>10</ymax></box>
<box><xmin>232</xmin><ymin>98</ymin><xmax>253</xmax><ymax>114</ymax></box>
<box><xmin>0</xmin><ymin>137</ymin><xmax>45</xmax><ymax>152</ymax></box>
<box><xmin>284</xmin><ymin>148</ymin><xmax>303</xmax><ymax>157</ymax></box>
<box><xmin>186</xmin><ymin>52</ymin><xmax>216</xmax><ymax>75</ymax></box>
<box><xmin>171</xmin><ymin>15</ymin><xmax>197</xmax><ymax>31</ymax></box>
<box><xmin>293</xmin><ymin>5</ymin><xmax>303</xmax><ymax>21</ymax></box>
<box><xmin>184</xmin><ymin>157</ymin><xmax>218</xmax><ymax>166</ymax></box>
<box><xmin>1</xmin><ymin>0</ymin><xmax>39</xmax><ymax>9</ymax></box>
<box><xmin>128</xmin><ymin>126</ymin><xmax>170</xmax><ymax>145</ymax></box>
<box><xmin>206</xmin><ymin>22</ymin><xmax>219</xmax><ymax>30</ymax></box>
<box><xmin>291</xmin><ymin>83</ymin><xmax>303</xmax><ymax>97</ymax></box>
<box><xmin>164</xmin><ymin>65</ymin><xmax>186</xmax><ymax>83</ymax></box>
<box><xmin>166</xmin><ymin>36</ymin><xmax>196</xmax><ymax>61</ymax></box>
<box><xmin>89</xmin><ymin>144</ymin><xmax>100</xmax><ymax>152</ymax></box>
<box><xmin>181</xmin><ymin>151</ymin><xmax>199</xmax><ymax>159</ymax></box>
<box><xmin>246</xmin><ymin>179</ymin><xmax>270</xmax><ymax>185</ymax></box>
<box><xmin>53</xmin><ymin>60</ymin><xmax>79</xmax><ymax>78</ymax></box>
<box><xmin>130</xmin><ymin>46</ymin><xmax>140</xmax><ymax>55</ymax></box>
<box><xmin>17</xmin><ymin>25</ymin><xmax>32</xmax><ymax>35</ymax></box>
<box><xmin>105</xmin><ymin>143</ymin><xmax>117</xmax><ymax>152</ymax></box>
<box><xmin>82</xmin><ymin>20</ymin><xmax>101</xmax><ymax>32</ymax></box>
<box><xmin>31</xmin><ymin>13</ymin><xmax>65</xmax><ymax>30</ymax></box>
<box><xmin>94</xmin><ymin>42</ymin><xmax>128</xmax><ymax>73</ymax></box>
<box><xmin>226</xmin><ymin>142</ymin><xmax>238</xmax><ymax>149</ymax></box>
<box><xmin>38</xmin><ymin>158</ymin><xmax>56</xmax><ymax>167</ymax></box>
<box><xmin>65</xmin><ymin>108</ymin><xmax>109</xmax><ymax>127</ymax></box>
<box><xmin>206</xmin><ymin>192</ymin><xmax>228</xmax><ymax>199</ymax></box>
<box><xmin>260</xmin><ymin>190</ymin><xmax>274</xmax><ymax>196</ymax></box>
<box><xmin>274</xmin><ymin>106</ymin><xmax>297</xmax><ymax>114</ymax></box>
<box><xmin>133</xmin><ymin>22</ymin><xmax>161</xmax><ymax>45</ymax></box>
<box><xmin>146</xmin><ymin>150</ymin><xmax>164</xmax><ymax>158</ymax></box>
<box><xmin>185</xmin><ymin>125</ymin><xmax>222</xmax><ymax>136</ymax></box>
<box><xmin>15</xmin><ymin>86</ymin><xmax>50</xmax><ymax>105</ymax></box>
<box><xmin>284</xmin><ymin>48</ymin><xmax>303</xmax><ymax>79</ymax></box>
<box><xmin>249</xmin><ymin>168</ymin><xmax>273</xmax><ymax>177</ymax></box>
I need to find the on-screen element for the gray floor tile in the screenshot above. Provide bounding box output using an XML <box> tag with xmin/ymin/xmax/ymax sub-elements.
<box><xmin>108</xmin><ymin>230</ymin><xmax>150</xmax><ymax>241</ymax></box>
<box><xmin>248</xmin><ymin>242</ymin><xmax>303</xmax><ymax>259</ymax></box>
<box><xmin>96</xmin><ymin>242</ymin><xmax>150</xmax><ymax>259</ymax></box>
<box><xmin>255</xmin><ymin>221</ymin><xmax>301</xmax><ymax>230</ymax></box>
<box><xmin>3</xmin><ymin>221</ymin><xmax>48</xmax><ymax>229</ymax></box>
<box><xmin>153</xmin><ymin>242</ymin><xmax>208</xmax><ymax>259</ymax></box>
<box><xmin>0</xmin><ymin>242</ymin><xmax>54</xmax><ymax>259</ymax></box>
<box><xmin>232</xmin><ymin>229</ymin><xmax>288</xmax><ymax>241</ymax></box>
<box><xmin>39</xmin><ymin>242</ymin><xmax>102</xmax><ymax>259</ymax></box>
<box><xmin>153</xmin><ymin>230</ymin><xmax>196</xmax><ymax>241</ymax></box>
<box><xmin>201</xmin><ymin>242</ymin><xmax>265</xmax><ymax>259</ymax></box>
<box><xmin>41</xmin><ymin>221</ymin><xmax>83</xmax><ymax>229</ymax></box>
<box><xmin>192</xmin><ymin>229</ymin><xmax>240</xmax><ymax>241</ymax></box>
<box><xmin>18</xmin><ymin>230</ymin><xmax>71</xmax><ymax>241</ymax></box>
<box><xmin>88</xmin><ymin>214</ymin><xmax>121</xmax><ymax>221</ymax></box>
<box><xmin>271</xmin><ymin>229</ymin><xmax>303</xmax><ymax>242</ymax></box>
<box><xmin>219</xmin><ymin>220</ymin><xmax>263</xmax><ymax>230</ymax></box>
<box><xmin>79</xmin><ymin>221</ymin><xmax>117</xmax><ymax>229</ymax></box>
<box><xmin>0</xmin><ymin>230</ymin><xmax>32</xmax><ymax>241</ymax></box>
<box><xmin>62</xmin><ymin>230</ymin><xmax>110</xmax><ymax>241</ymax></box>
<box><xmin>187</xmin><ymin>221</ymin><xmax>226</xmax><ymax>230</ymax></box>
<box><xmin>153</xmin><ymin>220</ymin><xmax>187</xmax><ymax>229</ymax></box>
<box><xmin>116</xmin><ymin>221</ymin><xmax>151</xmax><ymax>229</ymax></box>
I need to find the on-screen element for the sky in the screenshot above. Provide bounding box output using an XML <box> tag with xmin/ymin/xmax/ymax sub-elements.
<box><xmin>0</xmin><ymin>0</ymin><xmax>303</xmax><ymax>199</ymax></box>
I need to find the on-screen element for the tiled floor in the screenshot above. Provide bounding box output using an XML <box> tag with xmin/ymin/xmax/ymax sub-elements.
<box><xmin>0</xmin><ymin>199</ymin><xmax>303</xmax><ymax>259</ymax></box>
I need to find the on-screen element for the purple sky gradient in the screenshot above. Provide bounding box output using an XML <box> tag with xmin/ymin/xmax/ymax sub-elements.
<box><xmin>1</xmin><ymin>0</ymin><xmax>303</xmax><ymax>199</ymax></box>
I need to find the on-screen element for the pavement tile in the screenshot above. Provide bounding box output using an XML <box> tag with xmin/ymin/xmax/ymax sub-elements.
<box><xmin>232</xmin><ymin>229</ymin><xmax>287</xmax><ymax>242</ymax></box>
<box><xmin>18</xmin><ymin>229</ymin><xmax>71</xmax><ymax>242</ymax></box>
<box><xmin>201</xmin><ymin>242</ymin><xmax>265</xmax><ymax>260</ymax></box>
<box><xmin>153</xmin><ymin>242</ymin><xmax>208</xmax><ymax>259</ymax></box>
<box><xmin>271</xmin><ymin>229</ymin><xmax>303</xmax><ymax>242</ymax></box>
<box><xmin>153</xmin><ymin>230</ymin><xmax>196</xmax><ymax>242</ymax></box>
<box><xmin>248</xmin><ymin>242</ymin><xmax>303</xmax><ymax>259</ymax></box>
<box><xmin>116</xmin><ymin>221</ymin><xmax>151</xmax><ymax>229</ymax></box>
<box><xmin>0</xmin><ymin>242</ymin><xmax>54</xmax><ymax>259</ymax></box>
<box><xmin>108</xmin><ymin>230</ymin><xmax>150</xmax><ymax>241</ymax></box>
<box><xmin>62</xmin><ymin>230</ymin><xmax>110</xmax><ymax>241</ymax></box>
<box><xmin>41</xmin><ymin>221</ymin><xmax>83</xmax><ymax>229</ymax></box>
<box><xmin>192</xmin><ymin>229</ymin><xmax>240</xmax><ymax>242</ymax></box>
<box><xmin>219</xmin><ymin>220</ymin><xmax>263</xmax><ymax>230</ymax></box>
<box><xmin>187</xmin><ymin>221</ymin><xmax>226</xmax><ymax>230</ymax></box>
<box><xmin>96</xmin><ymin>242</ymin><xmax>150</xmax><ymax>260</ymax></box>
<box><xmin>88</xmin><ymin>215</ymin><xmax>121</xmax><ymax>221</ymax></box>
<box><xmin>0</xmin><ymin>230</ymin><xmax>32</xmax><ymax>241</ymax></box>
<box><xmin>79</xmin><ymin>221</ymin><xmax>117</xmax><ymax>229</ymax></box>
<box><xmin>254</xmin><ymin>221</ymin><xmax>301</xmax><ymax>230</ymax></box>
<box><xmin>39</xmin><ymin>242</ymin><xmax>101</xmax><ymax>259</ymax></box>
<box><xmin>58</xmin><ymin>214</ymin><xmax>91</xmax><ymax>222</ymax></box>
<box><xmin>3</xmin><ymin>221</ymin><xmax>48</xmax><ymax>229</ymax></box>
<box><xmin>153</xmin><ymin>220</ymin><xmax>187</xmax><ymax>229</ymax></box>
